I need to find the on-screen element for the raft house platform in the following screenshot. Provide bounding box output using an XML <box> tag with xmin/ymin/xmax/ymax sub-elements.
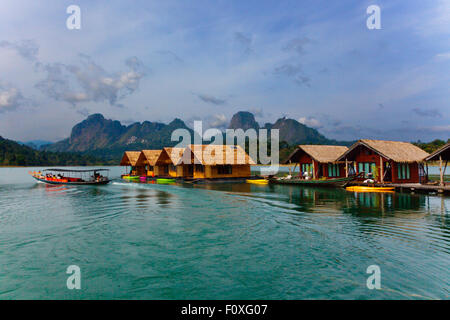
<box><xmin>120</xmin><ymin>140</ymin><xmax>450</xmax><ymax>195</ymax></box>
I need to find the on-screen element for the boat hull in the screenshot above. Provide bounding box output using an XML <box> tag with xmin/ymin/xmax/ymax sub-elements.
<box><xmin>32</xmin><ymin>176</ymin><xmax>110</xmax><ymax>185</ymax></box>
<box><xmin>246</xmin><ymin>179</ymin><xmax>269</xmax><ymax>185</ymax></box>
<box><xmin>156</xmin><ymin>178</ymin><xmax>176</xmax><ymax>183</ymax></box>
<box><xmin>346</xmin><ymin>186</ymin><xmax>395</xmax><ymax>193</ymax></box>
<box><xmin>122</xmin><ymin>175</ymin><xmax>140</xmax><ymax>181</ymax></box>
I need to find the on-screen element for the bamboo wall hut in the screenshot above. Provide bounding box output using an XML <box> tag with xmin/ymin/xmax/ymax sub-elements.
<box><xmin>154</xmin><ymin>147</ymin><xmax>186</xmax><ymax>177</ymax></box>
<box><xmin>337</xmin><ymin>139</ymin><xmax>429</xmax><ymax>184</ymax></box>
<box><xmin>119</xmin><ymin>151</ymin><xmax>144</xmax><ymax>176</ymax></box>
<box><xmin>179</xmin><ymin>144</ymin><xmax>255</xmax><ymax>179</ymax></box>
<box><xmin>425</xmin><ymin>143</ymin><xmax>449</xmax><ymax>186</ymax></box>
<box><xmin>284</xmin><ymin>145</ymin><xmax>349</xmax><ymax>179</ymax></box>
<box><xmin>136</xmin><ymin>150</ymin><xmax>162</xmax><ymax>177</ymax></box>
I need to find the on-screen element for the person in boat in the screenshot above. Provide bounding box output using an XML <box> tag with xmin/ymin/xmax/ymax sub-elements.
<box><xmin>363</xmin><ymin>172</ymin><xmax>375</xmax><ymax>184</ymax></box>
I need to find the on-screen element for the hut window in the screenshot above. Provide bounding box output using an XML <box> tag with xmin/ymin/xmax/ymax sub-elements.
<box><xmin>328</xmin><ymin>164</ymin><xmax>340</xmax><ymax>177</ymax></box>
<box><xmin>301</xmin><ymin>163</ymin><xmax>312</xmax><ymax>174</ymax></box>
<box><xmin>217</xmin><ymin>165</ymin><xmax>232</xmax><ymax>174</ymax></box>
<box><xmin>195</xmin><ymin>164</ymin><xmax>204</xmax><ymax>173</ymax></box>
<box><xmin>358</xmin><ymin>162</ymin><xmax>376</xmax><ymax>177</ymax></box>
<box><xmin>397</xmin><ymin>164</ymin><xmax>410</xmax><ymax>180</ymax></box>
<box><xmin>147</xmin><ymin>165</ymin><xmax>154</xmax><ymax>171</ymax></box>
<box><xmin>170</xmin><ymin>165</ymin><xmax>176</xmax><ymax>172</ymax></box>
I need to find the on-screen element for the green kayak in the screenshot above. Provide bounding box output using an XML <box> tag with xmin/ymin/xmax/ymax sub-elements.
<box><xmin>123</xmin><ymin>175</ymin><xmax>140</xmax><ymax>180</ymax></box>
<box><xmin>157</xmin><ymin>178</ymin><xmax>175</xmax><ymax>183</ymax></box>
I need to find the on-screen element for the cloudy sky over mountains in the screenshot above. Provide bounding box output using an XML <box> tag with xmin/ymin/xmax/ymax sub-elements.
<box><xmin>0</xmin><ymin>0</ymin><xmax>449</xmax><ymax>142</ymax></box>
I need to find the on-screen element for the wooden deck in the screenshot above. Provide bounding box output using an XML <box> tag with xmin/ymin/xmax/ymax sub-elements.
<box><xmin>348</xmin><ymin>182</ymin><xmax>450</xmax><ymax>195</ymax></box>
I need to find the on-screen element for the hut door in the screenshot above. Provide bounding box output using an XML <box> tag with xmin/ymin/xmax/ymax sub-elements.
<box><xmin>384</xmin><ymin>162</ymin><xmax>392</xmax><ymax>182</ymax></box>
<box><xmin>418</xmin><ymin>163</ymin><xmax>426</xmax><ymax>183</ymax></box>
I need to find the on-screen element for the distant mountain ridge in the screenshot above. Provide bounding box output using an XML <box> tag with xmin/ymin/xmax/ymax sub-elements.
<box><xmin>43</xmin><ymin>114</ymin><xmax>194</xmax><ymax>159</ymax></box>
<box><xmin>228</xmin><ymin>111</ymin><xmax>260</xmax><ymax>131</ymax></box>
<box><xmin>42</xmin><ymin>111</ymin><xmax>350</xmax><ymax>159</ymax></box>
<box><xmin>228</xmin><ymin>111</ymin><xmax>342</xmax><ymax>146</ymax></box>
<box><xmin>0</xmin><ymin>135</ymin><xmax>106</xmax><ymax>166</ymax></box>
<box><xmin>17</xmin><ymin>140</ymin><xmax>54</xmax><ymax>150</ymax></box>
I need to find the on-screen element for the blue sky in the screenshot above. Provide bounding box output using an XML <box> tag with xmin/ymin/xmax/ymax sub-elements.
<box><xmin>0</xmin><ymin>0</ymin><xmax>449</xmax><ymax>142</ymax></box>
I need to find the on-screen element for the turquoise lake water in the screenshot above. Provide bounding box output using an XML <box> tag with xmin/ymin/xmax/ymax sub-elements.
<box><xmin>0</xmin><ymin>166</ymin><xmax>449</xmax><ymax>299</ymax></box>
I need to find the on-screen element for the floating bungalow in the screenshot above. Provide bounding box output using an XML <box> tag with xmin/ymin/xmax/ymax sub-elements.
<box><xmin>425</xmin><ymin>143</ymin><xmax>449</xmax><ymax>186</ymax></box>
<box><xmin>136</xmin><ymin>150</ymin><xmax>162</xmax><ymax>177</ymax></box>
<box><xmin>284</xmin><ymin>145</ymin><xmax>349</xmax><ymax>179</ymax></box>
<box><xmin>179</xmin><ymin>144</ymin><xmax>255</xmax><ymax>179</ymax></box>
<box><xmin>120</xmin><ymin>151</ymin><xmax>144</xmax><ymax>176</ymax></box>
<box><xmin>121</xmin><ymin>145</ymin><xmax>255</xmax><ymax>180</ymax></box>
<box><xmin>337</xmin><ymin>139</ymin><xmax>430</xmax><ymax>184</ymax></box>
<box><xmin>154</xmin><ymin>147</ymin><xmax>187</xmax><ymax>178</ymax></box>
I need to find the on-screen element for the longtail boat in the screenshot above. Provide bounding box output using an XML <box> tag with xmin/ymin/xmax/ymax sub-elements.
<box><xmin>269</xmin><ymin>173</ymin><xmax>361</xmax><ymax>188</ymax></box>
<box><xmin>30</xmin><ymin>169</ymin><xmax>110</xmax><ymax>185</ymax></box>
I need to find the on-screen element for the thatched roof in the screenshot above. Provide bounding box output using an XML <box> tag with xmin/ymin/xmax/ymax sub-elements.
<box><xmin>163</xmin><ymin>147</ymin><xmax>186</xmax><ymax>165</ymax></box>
<box><xmin>179</xmin><ymin>144</ymin><xmax>255</xmax><ymax>165</ymax></box>
<box><xmin>338</xmin><ymin>139</ymin><xmax>429</xmax><ymax>163</ymax></box>
<box><xmin>119</xmin><ymin>151</ymin><xmax>141</xmax><ymax>166</ymax></box>
<box><xmin>138</xmin><ymin>150</ymin><xmax>162</xmax><ymax>166</ymax></box>
<box><xmin>425</xmin><ymin>143</ymin><xmax>450</xmax><ymax>161</ymax></box>
<box><xmin>284</xmin><ymin>145</ymin><xmax>348</xmax><ymax>164</ymax></box>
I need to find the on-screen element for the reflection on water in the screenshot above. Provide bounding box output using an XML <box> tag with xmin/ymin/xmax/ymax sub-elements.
<box><xmin>0</xmin><ymin>166</ymin><xmax>449</xmax><ymax>300</ymax></box>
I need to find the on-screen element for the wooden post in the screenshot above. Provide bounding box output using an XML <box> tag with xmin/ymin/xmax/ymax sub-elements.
<box><xmin>345</xmin><ymin>158</ymin><xmax>348</xmax><ymax>177</ymax></box>
<box><xmin>440</xmin><ymin>155</ymin><xmax>444</xmax><ymax>187</ymax></box>
<box><xmin>312</xmin><ymin>161</ymin><xmax>316</xmax><ymax>179</ymax></box>
<box><xmin>380</xmin><ymin>156</ymin><xmax>384</xmax><ymax>183</ymax></box>
<box><xmin>444</xmin><ymin>160</ymin><xmax>448</xmax><ymax>184</ymax></box>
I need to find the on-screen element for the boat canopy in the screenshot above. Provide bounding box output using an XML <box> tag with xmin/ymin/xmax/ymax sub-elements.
<box><xmin>43</xmin><ymin>168</ymin><xmax>109</xmax><ymax>172</ymax></box>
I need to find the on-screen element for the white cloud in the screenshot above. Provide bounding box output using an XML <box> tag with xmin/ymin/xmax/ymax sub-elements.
<box><xmin>210</xmin><ymin>114</ymin><xmax>228</xmax><ymax>128</ymax></box>
<box><xmin>298</xmin><ymin>116</ymin><xmax>322</xmax><ymax>128</ymax></box>
<box><xmin>34</xmin><ymin>55</ymin><xmax>146</xmax><ymax>107</ymax></box>
<box><xmin>0</xmin><ymin>82</ymin><xmax>24</xmax><ymax>112</ymax></box>
<box><xmin>0</xmin><ymin>39</ymin><xmax>39</xmax><ymax>62</ymax></box>
<box><xmin>434</xmin><ymin>52</ymin><xmax>450</xmax><ymax>61</ymax></box>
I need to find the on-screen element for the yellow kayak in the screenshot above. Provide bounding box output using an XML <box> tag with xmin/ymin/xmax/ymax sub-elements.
<box><xmin>346</xmin><ymin>186</ymin><xmax>395</xmax><ymax>192</ymax></box>
<box><xmin>246</xmin><ymin>179</ymin><xmax>269</xmax><ymax>185</ymax></box>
